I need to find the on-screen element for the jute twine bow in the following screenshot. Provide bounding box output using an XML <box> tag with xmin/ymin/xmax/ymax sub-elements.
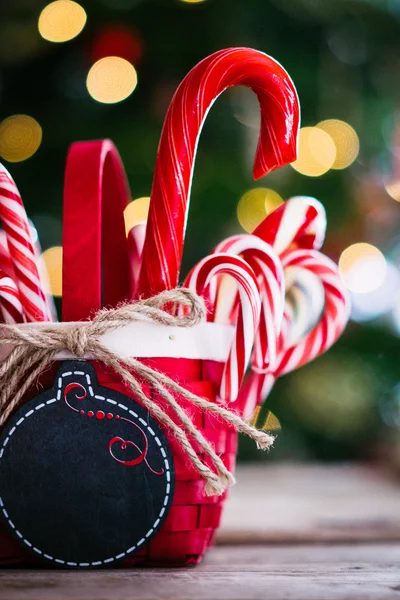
<box><xmin>0</xmin><ymin>289</ymin><xmax>274</xmax><ymax>496</ymax></box>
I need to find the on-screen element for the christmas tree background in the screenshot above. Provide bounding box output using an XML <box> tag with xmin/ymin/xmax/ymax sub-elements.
<box><xmin>1</xmin><ymin>0</ymin><xmax>400</xmax><ymax>463</ymax></box>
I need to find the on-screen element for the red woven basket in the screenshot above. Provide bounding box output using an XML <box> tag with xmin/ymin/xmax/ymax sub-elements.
<box><xmin>0</xmin><ymin>359</ymin><xmax>236</xmax><ymax>567</ymax></box>
<box><xmin>0</xmin><ymin>141</ymin><xmax>237</xmax><ymax>567</ymax></box>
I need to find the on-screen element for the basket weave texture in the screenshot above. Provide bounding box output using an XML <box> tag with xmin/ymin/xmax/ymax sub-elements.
<box><xmin>0</xmin><ymin>357</ymin><xmax>237</xmax><ymax>567</ymax></box>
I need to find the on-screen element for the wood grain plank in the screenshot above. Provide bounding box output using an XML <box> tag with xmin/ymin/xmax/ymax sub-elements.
<box><xmin>218</xmin><ymin>464</ymin><xmax>400</xmax><ymax>543</ymax></box>
<box><xmin>1</xmin><ymin>544</ymin><xmax>400</xmax><ymax>600</ymax></box>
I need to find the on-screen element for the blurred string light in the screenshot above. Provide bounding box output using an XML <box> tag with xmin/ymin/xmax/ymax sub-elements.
<box><xmin>351</xmin><ymin>262</ymin><xmax>400</xmax><ymax>322</ymax></box>
<box><xmin>316</xmin><ymin>120</ymin><xmax>359</xmax><ymax>170</ymax></box>
<box><xmin>237</xmin><ymin>188</ymin><xmax>283</xmax><ymax>233</ymax></box>
<box><xmin>124</xmin><ymin>196</ymin><xmax>150</xmax><ymax>234</ymax></box>
<box><xmin>38</xmin><ymin>0</ymin><xmax>87</xmax><ymax>43</ymax></box>
<box><xmin>87</xmin><ymin>57</ymin><xmax>137</xmax><ymax>104</ymax></box>
<box><xmin>291</xmin><ymin>127</ymin><xmax>336</xmax><ymax>177</ymax></box>
<box><xmin>339</xmin><ymin>243</ymin><xmax>387</xmax><ymax>294</ymax></box>
<box><xmin>40</xmin><ymin>246</ymin><xmax>63</xmax><ymax>297</ymax></box>
<box><xmin>179</xmin><ymin>0</ymin><xmax>207</xmax><ymax>3</ymax></box>
<box><xmin>0</xmin><ymin>115</ymin><xmax>42</xmax><ymax>162</ymax></box>
<box><xmin>91</xmin><ymin>26</ymin><xmax>142</xmax><ymax>64</ymax></box>
<box><xmin>385</xmin><ymin>180</ymin><xmax>400</xmax><ymax>202</ymax></box>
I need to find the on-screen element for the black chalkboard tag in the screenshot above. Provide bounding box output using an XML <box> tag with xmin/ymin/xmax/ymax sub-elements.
<box><xmin>0</xmin><ymin>360</ymin><xmax>175</xmax><ymax>568</ymax></box>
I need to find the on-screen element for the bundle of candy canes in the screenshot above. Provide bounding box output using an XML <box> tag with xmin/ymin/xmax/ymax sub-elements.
<box><xmin>0</xmin><ymin>47</ymin><xmax>350</xmax><ymax>420</ymax></box>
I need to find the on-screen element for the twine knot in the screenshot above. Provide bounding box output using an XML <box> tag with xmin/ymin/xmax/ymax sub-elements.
<box><xmin>65</xmin><ymin>326</ymin><xmax>89</xmax><ymax>358</ymax></box>
<box><xmin>0</xmin><ymin>289</ymin><xmax>274</xmax><ymax>496</ymax></box>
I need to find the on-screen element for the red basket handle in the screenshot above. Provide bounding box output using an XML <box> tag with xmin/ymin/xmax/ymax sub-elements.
<box><xmin>62</xmin><ymin>140</ymin><xmax>131</xmax><ymax>321</ymax></box>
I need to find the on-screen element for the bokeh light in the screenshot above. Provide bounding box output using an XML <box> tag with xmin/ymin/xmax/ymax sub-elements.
<box><xmin>351</xmin><ymin>262</ymin><xmax>400</xmax><ymax>322</ymax></box>
<box><xmin>237</xmin><ymin>188</ymin><xmax>283</xmax><ymax>233</ymax></box>
<box><xmin>316</xmin><ymin>119</ymin><xmax>359</xmax><ymax>170</ymax></box>
<box><xmin>179</xmin><ymin>0</ymin><xmax>207</xmax><ymax>3</ymax></box>
<box><xmin>291</xmin><ymin>127</ymin><xmax>336</xmax><ymax>177</ymax></box>
<box><xmin>86</xmin><ymin>57</ymin><xmax>137</xmax><ymax>104</ymax></box>
<box><xmin>38</xmin><ymin>0</ymin><xmax>87</xmax><ymax>43</ymax></box>
<box><xmin>385</xmin><ymin>180</ymin><xmax>400</xmax><ymax>202</ymax></box>
<box><xmin>339</xmin><ymin>242</ymin><xmax>387</xmax><ymax>294</ymax></box>
<box><xmin>124</xmin><ymin>196</ymin><xmax>150</xmax><ymax>234</ymax></box>
<box><xmin>40</xmin><ymin>246</ymin><xmax>63</xmax><ymax>297</ymax></box>
<box><xmin>0</xmin><ymin>115</ymin><xmax>42</xmax><ymax>162</ymax></box>
<box><xmin>91</xmin><ymin>26</ymin><xmax>142</xmax><ymax>64</ymax></box>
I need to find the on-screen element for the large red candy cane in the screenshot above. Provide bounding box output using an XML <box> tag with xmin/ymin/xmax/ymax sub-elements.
<box><xmin>0</xmin><ymin>165</ymin><xmax>52</xmax><ymax>322</ymax></box>
<box><xmin>238</xmin><ymin>249</ymin><xmax>350</xmax><ymax>419</ymax></box>
<box><xmin>184</xmin><ymin>253</ymin><xmax>261</xmax><ymax>403</ymax></box>
<box><xmin>137</xmin><ymin>48</ymin><xmax>300</xmax><ymax>297</ymax></box>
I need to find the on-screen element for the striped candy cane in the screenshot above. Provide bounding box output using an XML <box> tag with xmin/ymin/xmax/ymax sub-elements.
<box><xmin>284</xmin><ymin>266</ymin><xmax>325</xmax><ymax>346</ymax></box>
<box><xmin>0</xmin><ymin>165</ymin><xmax>52</xmax><ymax>322</ymax></box>
<box><xmin>278</xmin><ymin>249</ymin><xmax>350</xmax><ymax>374</ymax></box>
<box><xmin>138</xmin><ymin>47</ymin><xmax>300</xmax><ymax>297</ymax></box>
<box><xmin>184</xmin><ymin>253</ymin><xmax>261</xmax><ymax>403</ymax></box>
<box><xmin>0</xmin><ymin>269</ymin><xmax>24</xmax><ymax>323</ymax></box>
<box><xmin>254</xmin><ymin>195</ymin><xmax>327</xmax><ymax>253</ymax></box>
<box><xmin>238</xmin><ymin>249</ymin><xmax>350</xmax><ymax>418</ymax></box>
<box><xmin>0</xmin><ymin>230</ymin><xmax>16</xmax><ymax>281</ymax></box>
<box><xmin>213</xmin><ymin>235</ymin><xmax>285</xmax><ymax>374</ymax></box>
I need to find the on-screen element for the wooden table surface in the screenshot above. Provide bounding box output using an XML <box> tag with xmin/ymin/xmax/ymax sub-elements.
<box><xmin>2</xmin><ymin>463</ymin><xmax>400</xmax><ymax>600</ymax></box>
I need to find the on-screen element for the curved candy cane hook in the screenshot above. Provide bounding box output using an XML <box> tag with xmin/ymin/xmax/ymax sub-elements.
<box><xmin>138</xmin><ymin>47</ymin><xmax>300</xmax><ymax>297</ymax></box>
<box><xmin>184</xmin><ymin>253</ymin><xmax>261</xmax><ymax>404</ymax></box>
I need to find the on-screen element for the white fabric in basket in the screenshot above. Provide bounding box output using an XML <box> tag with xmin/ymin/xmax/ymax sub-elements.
<box><xmin>0</xmin><ymin>321</ymin><xmax>234</xmax><ymax>362</ymax></box>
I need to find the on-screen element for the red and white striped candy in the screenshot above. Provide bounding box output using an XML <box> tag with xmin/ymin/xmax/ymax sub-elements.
<box><xmin>284</xmin><ymin>265</ymin><xmax>325</xmax><ymax>346</ymax></box>
<box><xmin>254</xmin><ymin>195</ymin><xmax>326</xmax><ymax>253</ymax></box>
<box><xmin>138</xmin><ymin>47</ymin><xmax>300</xmax><ymax>298</ymax></box>
<box><xmin>278</xmin><ymin>249</ymin><xmax>350</xmax><ymax>374</ymax></box>
<box><xmin>127</xmin><ymin>222</ymin><xmax>146</xmax><ymax>297</ymax></box>
<box><xmin>213</xmin><ymin>235</ymin><xmax>285</xmax><ymax>373</ymax></box>
<box><xmin>0</xmin><ymin>230</ymin><xmax>16</xmax><ymax>281</ymax></box>
<box><xmin>0</xmin><ymin>165</ymin><xmax>52</xmax><ymax>322</ymax></box>
<box><xmin>184</xmin><ymin>253</ymin><xmax>261</xmax><ymax>403</ymax></box>
<box><xmin>0</xmin><ymin>269</ymin><xmax>24</xmax><ymax>323</ymax></box>
<box><xmin>238</xmin><ymin>249</ymin><xmax>350</xmax><ymax>418</ymax></box>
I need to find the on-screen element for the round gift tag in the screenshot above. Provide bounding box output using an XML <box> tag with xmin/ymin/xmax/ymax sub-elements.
<box><xmin>0</xmin><ymin>360</ymin><xmax>175</xmax><ymax>568</ymax></box>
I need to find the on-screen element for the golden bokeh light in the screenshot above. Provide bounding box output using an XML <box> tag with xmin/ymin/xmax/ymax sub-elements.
<box><xmin>385</xmin><ymin>180</ymin><xmax>400</xmax><ymax>202</ymax></box>
<box><xmin>317</xmin><ymin>119</ymin><xmax>359</xmax><ymax>170</ymax></box>
<box><xmin>179</xmin><ymin>0</ymin><xmax>207</xmax><ymax>3</ymax></box>
<box><xmin>339</xmin><ymin>242</ymin><xmax>387</xmax><ymax>294</ymax></box>
<box><xmin>40</xmin><ymin>246</ymin><xmax>63</xmax><ymax>297</ymax></box>
<box><xmin>38</xmin><ymin>0</ymin><xmax>87</xmax><ymax>43</ymax></box>
<box><xmin>291</xmin><ymin>126</ymin><xmax>336</xmax><ymax>177</ymax></box>
<box><xmin>124</xmin><ymin>196</ymin><xmax>150</xmax><ymax>234</ymax></box>
<box><xmin>0</xmin><ymin>115</ymin><xmax>42</xmax><ymax>163</ymax></box>
<box><xmin>237</xmin><ymin>188</ymin><xmax>283</xmax><ymax>233</ymax></box>
<box><xmin>87</xmin><ymin>57</ymin><xmax>137</xmax><ymax>104</ymax></box>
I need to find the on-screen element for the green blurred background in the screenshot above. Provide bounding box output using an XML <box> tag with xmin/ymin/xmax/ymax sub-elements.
<box><xmin>1</xmin><ymin>0</ymin><xmax>400</xmax><ymax>464</ymax></box>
